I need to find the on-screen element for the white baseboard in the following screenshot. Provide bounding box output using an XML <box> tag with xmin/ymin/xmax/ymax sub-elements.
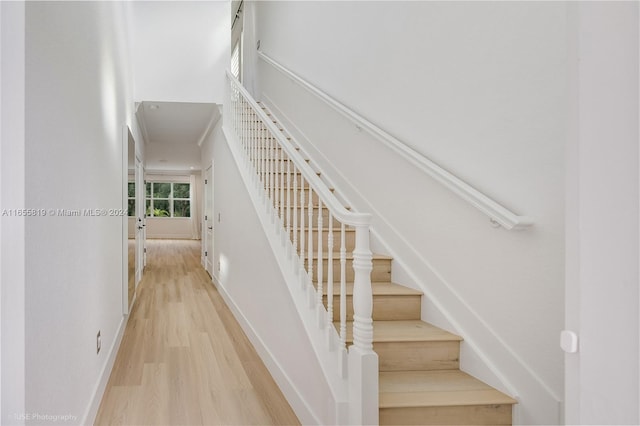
<box><xmin>210</xmin><ymin>272</ymin><xmax>321</xmax><ymax>425</ymax></box>
<box><xmin>81</xmin><ymin>314</ymin><xmax>128</xmax><ymax>426</ymax></box>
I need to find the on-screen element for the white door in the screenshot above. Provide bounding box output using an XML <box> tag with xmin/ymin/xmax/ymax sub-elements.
<box><xmin>204</xmin><ymin>165</ymin><xmax>214</xmax><ymax>276</ymax></box>
<box><xmin>135</xmin><ymin>160</ymin><xmax>145</xmax><ymax>285</ymax></box>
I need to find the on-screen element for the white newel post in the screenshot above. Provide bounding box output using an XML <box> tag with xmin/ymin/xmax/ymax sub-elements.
<box><xmin>349</xmin><ymin>223</ymin><xmax>379</xmax><ymax>425</ymax></box>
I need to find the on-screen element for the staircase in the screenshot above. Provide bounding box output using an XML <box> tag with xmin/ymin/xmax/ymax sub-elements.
<box><xmin>259</xmin><ymin>102</ymin><xmax>516</xmax><ymax>425</ymax></box>
<box><xmin>226</xmin><ymin>72</ymin><xmax>516</xmax><ymax>424</ymax></box>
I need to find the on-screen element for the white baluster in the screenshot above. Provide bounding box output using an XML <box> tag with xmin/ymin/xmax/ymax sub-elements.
<box><xmin>268</xmin><ymin>133</ymin><xmax>274</xmax><ymax>214</ymax></box>
<box><xmin>348</xmin><ymin>224</ymin><xmax>378</xmax><ymax>426</ymax></box>
<box><xmin>316</xmin><ymin>199</ymin><xmax>324</xmax><ymax>328</ymax></box>
<box><xmin>326</xmin><ymin>214</ymin><xmax>334</xmax><ymax>346</ymax></box>
<box><xmin>244</xmin><ymin>101</ymin><xmax>248</xmax><ymax>153</ymax></box>
<box><xmin>246</xmin><ymin>111</ymin><xmax>252</xmax><ymax>167</ymax></box>
<box><xmin>292</xmin><ymin>166</ymin><xmax>298</xmax><ymax>263</ymax></box>
<box><xmin>273</xmin><ymin>136</ymin><xmax>280</xmax><ymax>226</ymax></box>
<box><xmin>286</xmin><ymin>157</ymin><xmax>292</xmax><ymax>256</ymax></box>
<box><xmin>232</xmin><ymin>85</ymin><xmax>237</xmax><ymax>135</ymax></box>
<box><xmin>351</xmin><ymin>225</ymin><xmax>374</xmax><ymax>351</ymax></box>
<box><xmin>242</xmin><ymin>99</ymin><xmax>246</xmax><ymax>151</ymax></box>
<box><xmin>339</xmin><ymin>223</ymin><xmax>347</xmax><ymax>350</ymax></box>
<box><xmin>239</xmin><ymin>97</ymin><xmax>243</xmax><ymax>147</ymax></box>
<box><xmin>299</xmin><ymin>177</ymin><xmax>306</xmax><ymax>289</ymax></box>
<box><xmin>259</xmin><ymin>115</ymin><xmax>265</xmax><ymax>194</ymax></box>
<box><xmin>251</xmin><ymin>106</ymin><xmax>259</xmax><ymax>184</ymax></box>
<box><xmin>257</xmin><ymin>123</ymin><xmax>263</xmax><ymax>189</ymax></box>
<box><xmin>307</xmin><ymin>188</ymin><xmax>314</xmax><ymax>307</ymax></box>
<box><xmin>279</xmin><ymin>144</ymin><xmax>285</xmax><ymax>229</ymax></box>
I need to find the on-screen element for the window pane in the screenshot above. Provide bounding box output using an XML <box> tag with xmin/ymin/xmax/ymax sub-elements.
<box><xmin>231</xmin><ymin>42</ymin><xmax>240</xmax><ymax>79</ymax></box>
<box><xmin>128</xmin><ymin>182</ymin><xmax>135</xmax><ymax>198</ymax></box>
<box><xmin>174</xmin><ymin>200</ymin><xmax>190</xmax><ymax>217</ymax></box>
<box><xmin>153</xmin><ymin>182</ymin><xmax>171</xmax><ymax>199</ymax></box>
<box><xmin>153</xmin><ymin>200</ymin><xmax>170</xmax><ymax>217</ymax></box>
<box><xmin>173</xmin><ymin>183</ymin><xmax>190</xmax><ymax>199</ymax></box>
<box><xmin>146</xmin><ymin>182</ymin><xmax>151</xmax><ymax>197</ymax></box>
<box><xmin>128</xmin><ymin>199</ymin><xmax>135</xmax><ymax>216</ymax></box>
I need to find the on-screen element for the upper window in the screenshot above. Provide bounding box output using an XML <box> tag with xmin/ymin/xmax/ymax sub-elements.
<box><xmin>128</xmin><ymin>182</ymin><xmax>135</xmax><ymax>217</ymax></box>
<box><xmin>231</xmin><ymin>40</ymin><xmax>241</xmax><ymax>81</ymax></box>
<box><xmin>146</xmin><ymin>182</ymin><xmax>191</xmax><ymax>218</ymax></box>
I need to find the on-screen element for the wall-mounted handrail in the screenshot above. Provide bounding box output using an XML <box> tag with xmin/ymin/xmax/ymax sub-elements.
<box><xmin>257</xmin><ymin>50</ymin><xmax>533</xmax><ymax>231</ymax></box>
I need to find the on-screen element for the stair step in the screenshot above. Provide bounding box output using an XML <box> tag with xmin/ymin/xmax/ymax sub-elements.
<box><xmin>322</xmin><ymin>282</ymin><xmax>422</xmax><ymax>321</ymax></box>
<box><xmin>343</xmin><ymin>320</ymin><xmax>462</xmax><ymax>372</ymax></box>
<box><xmin>262</xmin><ymin>169</ymin><xmax>321</xmax><ymax>176</ymax></box>
<box><xmin>253</xmin><ymin>144</ymin><xmax>297</xmax><ymax>151</ymax></box>
<box><xmin>323</xmin><ymin>281</ymin><xmax>421</xmax><ymax>297</ymax></box>
<box><xmin>264</xmin><ymin>170</ymin><xmax>322</xmax><ymax>188</ymax></box>
<box><xmin>379</xmin><ymin>370</ymin><xmax>516</xmax><ymax>425</ymax></box>
<box><xmin>305</xmin><ymin>254</ymin><xmax>392</xmax><ymax>282</ymax></box>
<box><xmin>344</xmin><ymin>320</ymin><xmax>462</xmax><ymax>344</ymax></box>
<box><xmin>278</xmin><ymin>205</ymin><xmax>352</xmax><ymax>223</ymax></box>
<box><xmin>257</xmin><ymin>158</ymin><xmax>302</xmax><ymax>166</ymax></box>
<box><xmin>266</xmin><ymin>190</ymin><xmax>339</xmax><ymax>208</ymax></box>
<box><xmin>275</xmin><ymin>188</ymin><xmax>335</xmax><ymax>204</ymax></box>
<box><xmin>291</xmin><ymin>227</ymin><xmax>356</xmax><ymax>252</ymax></box>
<box><xmin>279</xmin><ymin>202</ymin><xmax>350</xmax><ymax>209</ymax></box>
<box><xmin>264</xmin><ymin>181</ymin><xmax>324</xmax><ymax>190</ymax></box>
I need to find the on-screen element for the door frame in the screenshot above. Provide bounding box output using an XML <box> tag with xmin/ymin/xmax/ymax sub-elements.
<box><xmin>135</xmin><ymin>157</ymin><xmax>145</xmax><ymax>287</ymax></box>
<box><xmin>203</xmin><ymin>164</ymin><xmax>214</xmax><ymax>277</ymax></box>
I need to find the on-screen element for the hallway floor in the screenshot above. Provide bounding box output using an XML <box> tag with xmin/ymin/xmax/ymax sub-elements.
<box><xmin>95</xmin><ymin>239</ymin><xmax>300</xmax><ymax>425</ymax></box>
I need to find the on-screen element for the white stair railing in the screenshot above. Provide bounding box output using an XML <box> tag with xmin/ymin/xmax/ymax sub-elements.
<box><xmin>225</xmin><ymin>71</ymin><xmax>379</xmax><ymax>425</ymax></box>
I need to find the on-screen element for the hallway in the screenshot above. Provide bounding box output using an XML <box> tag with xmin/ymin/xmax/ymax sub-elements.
<box><xmin>95</xmin><ymin>240</ymin><xmax>300</xmax><ymax>425</ymax></box>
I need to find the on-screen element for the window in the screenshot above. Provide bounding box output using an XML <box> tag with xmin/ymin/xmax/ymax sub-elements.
<box><xmin>146</xmin><ymin>182</ymin><xmax>191</xmax><ymax>218</ymax></box>
<box><xmin>231</xmin><ymin>40</ymin><xmax>241</xmax><ymax>81</ymax></box>
<box><xmin>128</xmin><ymin>181</ymin><xmax>135</xmax><ymax>216</ymax></box>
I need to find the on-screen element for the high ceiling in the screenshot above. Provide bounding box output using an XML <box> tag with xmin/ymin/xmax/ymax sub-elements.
<box><xmin>137</xmin><ymin>101</ymin><xmax>220</xmax><ymax>172</ymax></box>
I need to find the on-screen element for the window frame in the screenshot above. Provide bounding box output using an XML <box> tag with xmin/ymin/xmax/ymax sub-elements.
<box><xmin>145</xmin><ymin>182</ymin><xmax>191</xmax><ymax>218</ymax></box>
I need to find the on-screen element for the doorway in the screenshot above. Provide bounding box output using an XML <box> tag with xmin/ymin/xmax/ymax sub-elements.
<box><xmin>204</xmin><ymin>164</ymin><xmax>214</xmax><ymax>277</ymax></box>
<box><xmin>135</xmin><ymin>158</ymin><xmax>146</xmax><ymax>285</ymax></box>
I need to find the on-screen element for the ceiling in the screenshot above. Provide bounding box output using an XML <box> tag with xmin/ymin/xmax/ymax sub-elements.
<box><xmin>137</xmin><ymin>101</ymin><xmax>220</xmax><ymax>173</ymax></box>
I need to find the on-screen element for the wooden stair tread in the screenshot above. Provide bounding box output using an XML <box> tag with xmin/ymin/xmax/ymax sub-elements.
<box><xmin>268</xmin><ymin>170</ymin><xmax>321</xmax><ymax>175</ymax></box>
<box><xmin>379</xmin><ymin>370</ymin><xmax>517</xmax><ymax>408</ymax></box>
<box><xmin>277</xmin><ymin>203</ymin><xmax>351</xmax><ymax>209</ymax></box>
<box><xmin>323</xmin><ymin>281</ymin><xmax>422</xmax><ymax>297</ymax></box>
<box><xmin>342</xmin><ymin>320</ymin><xmax>462</xmax><ymax>343</ymax></box>
<box><xmin>309</xmin><ymin>253</ymin><xmax>392</xmax><ymax>261</ymax></box>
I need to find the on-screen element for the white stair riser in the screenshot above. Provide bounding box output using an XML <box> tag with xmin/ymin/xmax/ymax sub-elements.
<box><xmin>379</xmin><ymin>404</ymin><xmax>512</xmax><ymax>426</ymax></box>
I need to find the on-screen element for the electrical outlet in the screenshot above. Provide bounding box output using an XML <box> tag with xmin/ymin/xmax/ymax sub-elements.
<box><xmin>96</xmin><ymin>330</ymin><xmax>101</xmax><ymax>354</ymax></box>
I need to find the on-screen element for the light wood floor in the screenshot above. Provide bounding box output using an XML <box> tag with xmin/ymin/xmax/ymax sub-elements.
<box><xmin>95</xmin><ymin>239</ymin><xmax>300</xmax><ymax>426</ymax></box>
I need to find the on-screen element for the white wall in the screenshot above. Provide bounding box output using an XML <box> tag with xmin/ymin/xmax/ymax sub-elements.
<box><xmin>146</xmin><ymin>218</ymin><xmax>192</xmax><ymax>239</ymax></box>
<box><xmin>24</xmin><ymin>2</ymin><xmax>136</xmax><ymax>424</ymax></box>
<box><xmin>199</xmin><ymin>113</ymin><xmax>339</xmax><ymax>424</ymax></box>
<box><xmin>565</xmin><ymin>3</ymin><xmax>639</xmax><ymax>424</ymax></box>
<box><xmin>1</xmin><ymin>2</ymin><xmax>26</xmax><ymax>424</ymax></box>
<box><xmin>131</xmin><ymin>1</ymin><xmax>230</xmax><ymax>103</ymax></box>
<box><xmin>252</xmin><ymin>2</ymin><xmax>566</xmax><ymax>423</ymax></box>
